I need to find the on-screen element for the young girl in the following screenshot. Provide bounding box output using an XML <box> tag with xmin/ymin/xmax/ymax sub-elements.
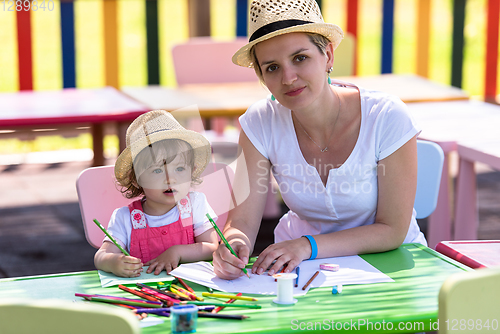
<box><xmin>95</xmin><ymin>110</ymin><xmax>219</xmax><ymax>278</ymax></box>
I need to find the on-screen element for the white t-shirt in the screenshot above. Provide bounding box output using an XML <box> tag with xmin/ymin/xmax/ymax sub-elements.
<box><xmin>239</xmin><ymin>84</ymin><xmax>427</xmax><ymax>245</ymax></box>
<box><xmin>104</xmin><ymin>191</ymin><xmax>217</xmax><ymax>252</ymax></box>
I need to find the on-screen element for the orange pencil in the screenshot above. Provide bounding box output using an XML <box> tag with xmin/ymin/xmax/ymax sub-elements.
<box><xmin>274</xmin><ymin>264</ymin><xmax>287</xmax><ymax>282</ymax></box>
<box><xmin>302</xmin><ymin>270</ymin><xmax>319</xmax><ymax>290</ymax></box>
<box><xmin>212</xmin><ymin>293</ymin><xmax>242</xmax><ymax>313</ymax></box>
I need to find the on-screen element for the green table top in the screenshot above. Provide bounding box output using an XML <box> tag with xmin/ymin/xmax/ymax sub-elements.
<box><xmin>0</xmin><ymin>244</ymin><xmax>470</xmax><ymax>333</ymax></box>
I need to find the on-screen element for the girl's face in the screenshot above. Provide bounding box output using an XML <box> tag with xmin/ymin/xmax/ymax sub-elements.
<box><xmin>254</xmin><ymin>32</ymin><xmax>333</xmax><ymax>111</ymax></box>
<box><xmin>138</xmin><ymin>154</ymin><xmax>193</xmax><ymax>215</ymax></box>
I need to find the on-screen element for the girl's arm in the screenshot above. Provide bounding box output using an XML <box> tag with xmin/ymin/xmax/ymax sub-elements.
<box><xmin>145</xmin><ymin>228</ymin><xmax>219</xmax><ymax>275</ymax></box>
<box><xmin>252</xmin><ymin>136</ymin><xmax>419</xmax><ymax>275</ymax></box>
<box><xmin>94</xmin><ymin>241</ymin><xmax>143</xmax><ymax>277</ymax></box>
<box><xmin>212</xmin><ymin>130</ymin><xmax>272</xmax><ymax>279</ymax></box>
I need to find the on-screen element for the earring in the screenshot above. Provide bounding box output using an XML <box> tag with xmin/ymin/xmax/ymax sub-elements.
<box><xmin>327</xmin><ymin>67</ymin><xmax>333</xmax><ymax>85</ymax></box>
<box><xmin>271</xmin><ymin>95</ymin><xmax>276</xmax><ymax>101</ymax></box>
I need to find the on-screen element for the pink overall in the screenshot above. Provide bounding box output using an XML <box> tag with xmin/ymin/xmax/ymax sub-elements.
<box><xmin>128</xmin><ymin>197</ymin><xmax>194</xmax><ymax>263</ymax></box>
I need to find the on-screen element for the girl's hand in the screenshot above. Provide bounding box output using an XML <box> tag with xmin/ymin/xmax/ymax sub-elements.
<box><xmin>113</xmin><ymin>255</ymin><xmax>143</xmax><ymax>278</ymax></box>
<box><xmin>95</xmin><ymin>242</ymin><xmax>143</xmax><ymax>278</ymax></box>
<box><xmin>252</xmin><ymin>237</ymin><xmax>311</xmax><ymax>275</ymax></box>
<box><xmin>213</xmin><ymin>242</ymin><xmax>250</xmax><ymax>280</ymax></box>
<box><xmin>145</xmin><ymin>247</ymin><xmax>181</xmax><ymax>275</ymax></box>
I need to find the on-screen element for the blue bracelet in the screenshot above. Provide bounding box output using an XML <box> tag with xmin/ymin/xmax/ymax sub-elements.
<box><xmin>303</xmin><ymin>235</ymin><xmax>318</xmax><ymax>260</ymax></box>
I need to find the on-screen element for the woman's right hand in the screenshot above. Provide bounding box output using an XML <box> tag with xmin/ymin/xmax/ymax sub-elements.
<box><xmin>213</xmin><ymin>242</ymin><xmax>250</xmax><ymax>280</ymax></box>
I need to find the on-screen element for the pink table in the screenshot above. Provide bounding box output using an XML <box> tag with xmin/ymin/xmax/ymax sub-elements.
<box><xmin>407</xmin><ymin>100</ymin><xmax>500</xmax><ymax>248</ymax></box>
<box><xmin>455</xmin><ymin>140</ymin><xmax>500</xmax><ymax>240</ymax></box>
<box><xmin>436</xmin><ymin>240</ymin><xmax>500</xmax><ymax>268</ymax></box>
<box><xmin>0</xmin><ymin>87</ymin><xmax>148</xmax><ymax>166</ymax></box>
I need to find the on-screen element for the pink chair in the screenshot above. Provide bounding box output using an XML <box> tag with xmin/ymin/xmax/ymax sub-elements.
<box><xmin>171</xmin><ymin>37</ymin><xmax>281</xmax><ymax>219</ymax></box>
<box><xmin>171</xmin><ymin>37</ymin><xmax>257</xmax><ymax>135</ymax></box>
<box><xmin>76</xmin><ymin>162</ymin><xmax>235</xmax><ymax>248</ymax></box>
<box><xmin>171</xmin><ymin>37</ymin><xmax>257</xmax><ymax>85</ymax></box>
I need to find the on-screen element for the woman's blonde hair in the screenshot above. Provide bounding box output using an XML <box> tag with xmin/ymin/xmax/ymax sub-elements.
<box><xmin>250</xmin><ymin>33</ymin><xmax>331</xmax><ymax>83</ymax></box>
<box><xmin>116</xmin><ymin>139</ymin><xmax>201</xmax><ymax>199</ymax></box>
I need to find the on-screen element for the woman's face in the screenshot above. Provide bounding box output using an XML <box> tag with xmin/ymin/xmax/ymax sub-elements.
<box><xmin>254</xmin><ymin>32</ymin><xmax>333</xmax><ymax>111</ymax></box>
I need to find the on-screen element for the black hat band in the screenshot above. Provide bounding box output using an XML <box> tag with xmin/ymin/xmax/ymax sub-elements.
<box><xmin>249</xmin><ymin>19</ymin><xmax>313</xmax><ymax>42</ymax></box>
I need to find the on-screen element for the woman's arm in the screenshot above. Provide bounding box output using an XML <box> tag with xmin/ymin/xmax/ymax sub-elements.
<box><xmin>253</xmin><ymin>136</ymin><xmax>418</xmax><ymax>275</ymax></box>
<box><xmin>212</xmin><ymin>130</ymin><xmax>272</xmax><ymax>279</ymax></box>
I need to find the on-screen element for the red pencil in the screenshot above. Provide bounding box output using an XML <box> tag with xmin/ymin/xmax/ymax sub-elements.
<box><xmin>212</xmin><ymin>293</ymin><xmax>242</xmax><ymax>313</ymax></box>
<box><xmin>118</xmin><ymin>284</ymin><xmax>160</xmax><ymax>302</ymax></box>
<box><xmin>175</xmin><ymin>277</ymin><xmax>194</xmax><ymax>293</ymax></box>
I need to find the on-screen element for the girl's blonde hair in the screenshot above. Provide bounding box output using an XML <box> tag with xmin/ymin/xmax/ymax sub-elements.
<box><xmin>116</xmin><ymin>139</ymin><xmax>201</xmax><ymax>199</ymax></box>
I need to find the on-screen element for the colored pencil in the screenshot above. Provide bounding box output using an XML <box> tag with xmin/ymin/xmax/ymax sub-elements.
<box><xmin>274</xmin><ymin>264</ymin><xmax>287</xmax><ymax>282</ymax></box>
<box><xmin>175</xmin><ymin>276</ymin><xmax>194</xmax><ymax>293</ymax></box>
<box><xmin>197</xmin><ymin>312</ymin><xmax>249</xmax><ymax>320</ymax></box>
<box><xmin>118</xmin><ymin>284</ymin><xmax>161</xmax><ymax>302</ymax></box>
<box><xmin>202</xmin><ymin>292</ymin><xmax>258</xmax><ymax>301</ymax></box>
<box><xmin>212</xmin><ymin>293</ymin><xmax>242</xmax><ymax>313</ymax></box>
<box><xmin>171</xmin><ymin>284</ymin><xmax>201</xmax><ymax>301</ymax></box>
<box><xmin>84</xmin><ymin>296</ymin><xmax>163</xmax><ymax>308</ymax></box>
<box><xmin>186</xmin><ymin>301</ymin><xmax>261</xmax><ymax>309</ymax></box>
<box><xmin>93</xmin><ymin>219</ymin><xmax>130</xmax><ymax>256</ymax></box>
<box><xmin>139</xmin><ymin>287</ymin><xmax>180</xmax><ymax>304</ymax></box>
<box><xmin>75</xmin><ymin>293</ymin><xmax>162</xmax><ymax>306</ymax></box>
<box><xmin>295</xmin><ymin>266</ymin><xmax>300</xmax><ymax>287</ymax></box>
<box><xmin>206</xmin><ymin>213</ymin><xmax>250</xmax><ymax>278</ymax></box>
<box><xmin>137</xmin><ymin>283</ymin><xmax>190</xmax><ymax>301</ymax></box>
<box><xmin>170</xmin><ymin>286</ymin><xmax>191</xmax><ymax>300</ymax></box>
<box><xmin>302</xmin><ymin>270</ymin><xmax>319</xmax><ymax>291</ymax></box>
<box><xmin>133</xmin><ymin>306</ymin><xmax>215</xmax><ymax>313</ymax></box>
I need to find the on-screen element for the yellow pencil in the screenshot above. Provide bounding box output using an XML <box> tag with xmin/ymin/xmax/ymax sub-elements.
<box><xmin>171</xmin><ymin>284</ymin><xmax>203</xmax><ymax>301</ymax></box>
<box><xmin>202</xmin><ymin>292</ymin><xmax>258</xmax><ymax>301</ymax></box>
<box><xmin>170</xmin><ymin>286</ymin><xmax>190</xmax><ymax>300</ymax></box>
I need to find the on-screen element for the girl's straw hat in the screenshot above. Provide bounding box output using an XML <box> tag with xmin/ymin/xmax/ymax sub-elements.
<box><xmin>115</xmin><ymin>110</ymin><xmax>211</xmax><ymax>180</ymax></box>
<box><xmin>232</xmin><ymin>0</ymin><xmax>344</xmax><ymax>68</ymax></box>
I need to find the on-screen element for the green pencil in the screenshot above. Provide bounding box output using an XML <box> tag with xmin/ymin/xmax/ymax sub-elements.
<box><xmin>206</xmin><ymin>214</ymin><xmax>250</xmax><ymax>278</ymax></box>
<box><xmin>93</xmin><ymin>219</ymin><xmax>130</xmax><ymax>256</ymax></box>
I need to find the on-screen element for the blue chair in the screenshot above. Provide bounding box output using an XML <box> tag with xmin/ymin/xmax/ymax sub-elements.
<box><xmin>415</xmin><ymin>140</ymin><xmax>445</xmax><ymax>219</ymax></box>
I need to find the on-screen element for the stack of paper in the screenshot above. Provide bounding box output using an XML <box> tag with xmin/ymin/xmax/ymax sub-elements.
<box><xmin>170</xmin><ymin>255</ymin><xmax>393</xmax><ymax>296</ymax></box>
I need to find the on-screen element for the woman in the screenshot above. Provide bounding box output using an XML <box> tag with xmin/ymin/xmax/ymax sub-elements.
<box><xmin>213</xmin><ymin>0</ymin><xmax>426</xmax><ymax>280</ymax></box>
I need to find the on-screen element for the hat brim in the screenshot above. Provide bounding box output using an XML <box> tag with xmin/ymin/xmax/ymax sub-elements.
<box><xmin>115</xmin><ymin>129</ymin><xmax>211</xmax><ymax>182</ymax></box>
<box><xmin>232</xmin><ymin>22</ymin><xmax>344</xmax><ymax>68</ymax></box>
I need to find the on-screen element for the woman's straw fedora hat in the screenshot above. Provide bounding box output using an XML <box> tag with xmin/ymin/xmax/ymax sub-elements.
<box><xmin>232</xmin><ymin>0</ymin><xmax>344</xmax><ymax>68</ymax></box>
<box><xmin>115</xmin><ymin>110</ymin><xmax>211</xmax><ymax>181</ymax></box>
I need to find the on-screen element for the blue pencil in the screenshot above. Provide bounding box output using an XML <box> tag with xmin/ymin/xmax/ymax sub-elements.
<box><xmin>295</xmin><ymin>266</ymin><xmax>300</xmax><ymax>287</ymax></box>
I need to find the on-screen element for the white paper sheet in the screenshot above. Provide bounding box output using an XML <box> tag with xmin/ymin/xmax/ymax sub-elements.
<box><xmin>170</xmin><ymin>261</ymin><xmax>310</xmax><ymax>297</ymax></box>
<box><xmin>97</xmin><ymin>266</ymin><xmax>175</xmax><ymax>288</ymax></box>
<box><xmin>169</xmin><ymin>255</ymin><xmax>393</xmax><ymax>296</ymax></box>
<box><xmin>299</xmin><ymin>256</ymin><xmax>394</xmax><ymax>288</ymax></box>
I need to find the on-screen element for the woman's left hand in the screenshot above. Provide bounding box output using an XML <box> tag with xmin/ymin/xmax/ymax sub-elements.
<box><xmin>252</xmin><ymin>237</ymin><xmax>311</xmax><ymax>275</ymax></box>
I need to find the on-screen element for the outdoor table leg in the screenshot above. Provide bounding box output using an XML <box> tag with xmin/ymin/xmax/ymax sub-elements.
<box><xmin>91</xmin><ymin>123</ymin><xmax>104</xmax><ymax>167</ymax></box>
<box><xmin>454</xmin><ymin>157</ymin><xmax>478</xmax><ymax>240</ymax></box>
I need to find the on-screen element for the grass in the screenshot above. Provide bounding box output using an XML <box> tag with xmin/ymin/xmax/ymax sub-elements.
<box><xmin>0</xmin><ymin>0</ymin><xmax>490</xmax><ymax>156</ymax></box>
